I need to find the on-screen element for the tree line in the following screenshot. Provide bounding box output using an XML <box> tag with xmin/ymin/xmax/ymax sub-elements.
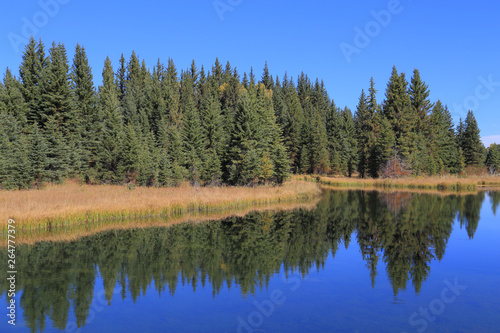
<box><xmin>0</xmin><ymin>37</ymin><xmax>496</xmax><ymax>190</ymax></box>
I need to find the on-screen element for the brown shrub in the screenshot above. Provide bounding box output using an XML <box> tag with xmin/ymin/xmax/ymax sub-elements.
<box><xmin>380</xmin><ymin>156</ymin><xmax>413</xmax><ymax>179</ymax></box>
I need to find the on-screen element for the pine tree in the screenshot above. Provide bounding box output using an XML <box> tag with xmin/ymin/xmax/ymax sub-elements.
<box><xmin>273</xmin><ymin>142</ymin><xmax>290</xmax><ymax>184</ymax></box>
<box><xmin>40</xmin><ymin>42</ymin><xmax>73</xmax><ymax>128</ymax></box>
<box><xmin>19</xmin><ymin>37</ymin><xmax>46</xmax><ymax>125</ymax></box>
<box><xmin>163</xmin><ymin>58</ymin><xmax>184</xmax><ymax>173</ymax></box>
<box><xmin>260</xmin><ymin>61</ymin><xmax>272</xmax><ymax>89</ymax></box>
<box><xmin>486</xmin><ymin>144</ymin><xmax>500</xmax><ymax>174</ymax></box>
<box><xmin>71</xmin><ymin>44</ymin><xmax>98</xmax><ymax>177</ymax></box>
<box><xmin>428</xmin><ymin>101</ymin><xmax>458</xmax><ymax>173</ymax></box>
<box><xmin>0</xmin><ymin>113</ymin><xmax>32</xmax><ymax>189</ymax></box>
<box><xmin>372</xmin><ymin>115</ymin><xmax>395</xmax><ymax>177</ymax></box>
<box><xmin>121</xmin><ymin>123</ymin><xmax>141</xmax><ymax>183</ymax></box>
<box><xmin>227</xmin><ymin>90</ymin><xmax>261</xmax><ymax>185</ymax></box>
<box><xmin>2</xmin><ymin>68</ymin><xmax>28</xmax><ymax>125</ymax></box>
<box><xmin>409</xmin><ymin>69</ymin><xmax>432</xmax><ymax>131</ymax></box>
<box><xmin>202</xmin><ymin>148</ymin><xmax>222</xmax><ymax>185</ymax></box>
<box><xmin>461</xmin><ymin>110</ymin><xmax>483</xmax><ymax>166</ymax></box>
<box><xmin>44</xmin><ymin>115</ymin><xmax>70</xmax><ymax>182</ymax></box>
<box><xmin>98</xmin><ymin>57</ymin><xmax>124</xmax><ymax>183</ymax></box>
<box><xmin>355</xmin><ymin>89</ymin><xmax>376</xmax><ymax>177</ymax></box>
<box><xmin>27</xmin><ymin>122</ymin><xmax>48</xmax><ymax>185</ymax></box>
<box><xmin>326</xmin><ymin>103</ymin><xmax>342</xmax><ymax>173</ymax></box>
<box><xmin>310</xmin><ymin>108</ymin><xmax>330</xmax><ymax>174</ymax></box>
<box><xmin>341</xmin><ymin>107</ymin><xmax>358</xmax><ymax>177</ymax></box>
<box><xmin>181</xmin><ymin>71</ymin><xmax>204</xmax><ymax>183</ymax></box>
<box><xmin>279</xmin><ymin>74</ymin><xmax>304</xmax><ymax>172</ymax></box>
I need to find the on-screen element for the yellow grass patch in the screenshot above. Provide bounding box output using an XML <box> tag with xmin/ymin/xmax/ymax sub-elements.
<box><xmin>296</xmin><ymin>174</ymin><xmax>500</xmax><ymax>191</ymax></box>
<box><xmin>0</xmin><ymin>180</ymin><xmax>320</xmax><ymax>232</ymax></box>
<box><xmin>0</xmin><ymin>199</ymin><xmax>320</xmax><ymax>247</ymax></box>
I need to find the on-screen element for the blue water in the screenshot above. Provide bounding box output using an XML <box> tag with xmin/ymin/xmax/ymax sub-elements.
<box><xmin>1</xmin><ymin>190</ymin><xmax>499</xmax><ymax>332</ymax></box>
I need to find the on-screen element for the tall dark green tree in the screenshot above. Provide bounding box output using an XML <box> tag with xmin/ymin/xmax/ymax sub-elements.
<box><xmin>428</xmin><ymin>101</ymin><xmax>458</xmax><ymax>173</ymax></box>
<box><xmin>460</xmin><ymin>110</ymin><xmax>484</xmax><ymax>166</ymax></box>
<box><xmin>19</xmin><ymin>37</ymin><xmax>47</xmax><ymax>125</ymax></box>
<box><xmin>98</xmin><ymin>57</ymin><xmax>124</xmax><ymax>183</ymax></box>
<box><xmin>486</xmin><ymin>144</ymin><xmax>500</xmax><ymax>174</ymax></box>
<box><xmin>409</xmin><ymin>69</ymin><xmax>432</xmax><ymax>132</ymax></box>
<box><xmin>2</xmin><ymin>68</ymin><xmax>28</xmax><ymax>125</ymax></box>
<box><xmin>181</xmin><ymin>71</ymin><xmax>204</xmax><ymax>183</ymax></box>
<box><xmin>71</xmin><ymin>44</ymin><xmax>98</xmax><ymax>177</ymax></box>
<box><xmin>355</xmin><ymin>88</ymin><xmax>377</xmax><ymax>177</ymax></box>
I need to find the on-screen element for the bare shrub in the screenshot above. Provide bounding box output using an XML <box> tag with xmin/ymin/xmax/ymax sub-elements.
<box><xmin>380</xmin><ymin>156</ymin><xmax>412</xmax><ymax>179</ymax></box>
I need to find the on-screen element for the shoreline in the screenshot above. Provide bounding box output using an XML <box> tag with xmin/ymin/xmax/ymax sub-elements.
<box><xmin>0</xmin><ymin>180</ymin><xmax>321</xmax><ymax>233</ymax></box>
<box><xmin>297</xmin><ymin>175</ymin><xmax>500</xmax><ymax>191</ymax></box>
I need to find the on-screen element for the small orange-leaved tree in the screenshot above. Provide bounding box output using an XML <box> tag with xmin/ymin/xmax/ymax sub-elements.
<box><xmin>380</xmin><ymin>156</ymin><xmax>412</xmax><ymax>179</ymax></box>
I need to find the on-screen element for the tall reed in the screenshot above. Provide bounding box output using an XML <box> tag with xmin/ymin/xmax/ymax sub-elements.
<box><xmin>0</xmin><ymin>180</ymin><xmax>320</xmax><ymax>233</ymax></box>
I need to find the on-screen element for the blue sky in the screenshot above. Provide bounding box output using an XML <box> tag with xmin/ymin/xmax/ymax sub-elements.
<box><xmin>1</xmin><ymin>0</ymin><xmax>499</xmax><ymax>145</ymax></box>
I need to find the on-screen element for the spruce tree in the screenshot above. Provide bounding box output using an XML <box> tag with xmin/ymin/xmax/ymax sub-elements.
<box><xmin>428</xmin><ymin>101</ymin><xmax>458</xmax><ymax>173</ymax></box>
<box><xmin>341</xmin><ymin>107</ymin><xmax>358</xmax><ymax>177</ymax></box>
<box><xmin>71</xmin><ymin>44</ymin><xmax>98</xmax><ymax>177</ymax></box>
<box><xmin>98</xmin><ymin>57</ymin><xmax>124</xmax><ymax>183</ymax></box>
<box><xmin>280</xmin><ymin>74</ymin><xmax>304</xmax><ymax>172</ymax></box>
<box><xmin>486</xmin><ymin>144</ymin><xmax>500</xmax><ymax>174</ymax></box>
<box><xmin>19</xmin><ymin>37</ymin><xmax>46</xmax><ymax>125</ymax></box>
<box><xmin>27</xmin><ymin>122</ymin><xmax>48</xmax><ymax>184</ymax></box>
<box><xmin>0</xmin><ymin>113</ymin><xmax>31</xmax><ymax>189</ymax></box>
<box><xmin>41</xmin><ymin>42</ymin><xmax>73</xmax><ymax>129</ymax></box>
<box><xmin>409</xmin><ymin>69</ymin><xmax>432</xmax><ymax>131</ymax></box>
<box><xmin>43</xmin><ymin>115</ymin><xmax>70</xmax><ymax>182</ymax></box>
<box><xmin>260</xmin><ymin>61</ymin><xmax>272</xmax><ymax>89</ymax></box>
<box><xmin>181</xmin><ymin>71</ymin><xmax>204</xmax><ymax>183</ymax></box>
<box><xmin>227</xmin><ymin>90</ymin><xmax>260</xmax><ymax>185</ymax></box>
<box><xmin>373</xmin><ymin>115</ymin><xmax>395</xmax><ymax>177</ymax></box>
<box><xmin>461</xmin><ymin>110</ymin><xmax>483</xmax><ymax>166</ymax></box>
<box><xmin>2</xmin><ymin>68</ymin><xmax>28</xmax><ymax>125</ymax></box>
<box><xmin>355</xmin><ymin>89</ymin><xmax>375</xmax><ymax>177</ymax></box>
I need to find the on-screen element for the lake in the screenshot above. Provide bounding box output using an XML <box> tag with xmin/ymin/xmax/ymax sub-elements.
<box><xmin>1</xmin><ymin>189</ymin><xmax>499</xmax><ymax>332</ymax></box>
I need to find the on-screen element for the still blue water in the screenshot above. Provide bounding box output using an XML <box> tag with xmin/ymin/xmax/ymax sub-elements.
<box><xmin>1</xmin><ymin>190</ymin><xmax>499</xmax><ymax>332</ymax></box>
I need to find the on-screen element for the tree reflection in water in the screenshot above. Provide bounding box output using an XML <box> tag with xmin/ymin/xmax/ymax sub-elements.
<box><xmin>0</xmin><ymin>189</ymin><xmax>497</xmax><ymax>332</ymax></box>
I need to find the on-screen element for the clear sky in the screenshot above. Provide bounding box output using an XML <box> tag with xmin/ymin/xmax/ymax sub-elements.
<box><xmin>1</xmin><ymin>0</ymin><xmax>499</xmax><ymax>145</ymax></box>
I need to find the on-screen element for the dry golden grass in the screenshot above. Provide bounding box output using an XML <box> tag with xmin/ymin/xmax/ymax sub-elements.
<box><xmin>0</xmin><ymin>199</ymin><xmax>320</xmax><ymax>247</ymax></box>
<box><xmin>0</xmin><ymin>180</ymin><xmax>320</xmax><ymax>231</ymax></box>
<box><xmin>296</xmin><ymin>174</ymin><xmax>500</xmax><ymax>191</ymax></box>
<box><xmin>318</xmin><ymin>185</ymin><xmax>476</xmax><ymax>196</ymax></box>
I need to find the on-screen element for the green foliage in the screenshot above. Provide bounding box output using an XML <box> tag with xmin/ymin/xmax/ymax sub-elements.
<box><xmin>461</xmin><ymin>110</ymin><xmax>484</xmax><ymax>166</ymax></box>
<box><xmin>0</xmin><ymin>40</ymin><xmax>490</xmax><ymax>188</ymax></box>
<box><xmin>98</xmin><ymin>57</ymin><xmax>124</xmax><ymax>183</ymax></box>
<box><xmin>486</xmin><ymin>144</ymin><xmax>500</xmax><ymax>174</ymax></box>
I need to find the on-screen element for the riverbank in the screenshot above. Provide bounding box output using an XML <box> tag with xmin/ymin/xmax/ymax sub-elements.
<box><xmin>0</xmin><ymin>199</ymin><xmax>321</xmax><ymax>247</ymax></box>
<box><xmin>297</xmin><ymin>174</ymin><xmax>500</xmax><ymax>191</ymax></box>
<box><xmin>0</xmin><ymin>180</ymin><xmax>321</xmax><ymax>232</ymax></box>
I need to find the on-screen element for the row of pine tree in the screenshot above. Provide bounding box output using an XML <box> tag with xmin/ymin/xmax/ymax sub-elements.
<box><xmin>0</xmin><ymin>38</ymin><xmax>497</xmax><ymax>190</ymax></box>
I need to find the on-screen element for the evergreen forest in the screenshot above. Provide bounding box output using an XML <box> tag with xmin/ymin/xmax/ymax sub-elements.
<box><xmin>0</xmin><ymin>37</ymin><xmax>496</xmax><ymax>190</ymax></box>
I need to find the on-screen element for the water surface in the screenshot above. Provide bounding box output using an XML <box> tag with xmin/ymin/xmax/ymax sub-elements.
<box><xmin>1</xmin><ymin>190</ymin><xmax>499</xmax><ymax>332</ymax></box>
